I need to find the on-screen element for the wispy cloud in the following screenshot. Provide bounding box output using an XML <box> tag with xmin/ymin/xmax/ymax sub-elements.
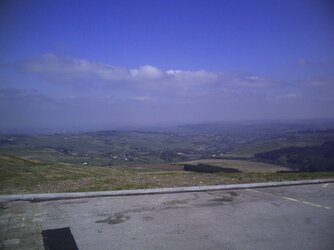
<box><xmin>1</xmin><ymin>53</ymin><xmax>333</xmax><ymax>130</ymax></box>
<box><xmin>20</xmin><ymin>54</ymin><xmax>279</xmax><ymax>94</ymax></box>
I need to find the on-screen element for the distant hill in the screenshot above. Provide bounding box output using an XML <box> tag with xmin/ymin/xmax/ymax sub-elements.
<box><xmin>255</xmin><ymin>141</ymin><xmax>334</xmax><ymax>172</ymax></box>
<box><xmin>176</xmin><ymin>119</ymin><xmax>334</xmax><ymax>133</ymax></box>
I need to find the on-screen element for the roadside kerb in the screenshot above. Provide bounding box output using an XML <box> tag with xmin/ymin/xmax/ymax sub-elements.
<box><xmin>1</xmin><ymin>178</ymin><xmax>333</xmax><ymax>202</ymax></box>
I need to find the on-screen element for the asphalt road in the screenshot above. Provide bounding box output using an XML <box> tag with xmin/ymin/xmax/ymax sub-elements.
<box><xmin>1</xmin><ymin>183</ymin><xmax>334</xmax><ymax>250</ymax></box>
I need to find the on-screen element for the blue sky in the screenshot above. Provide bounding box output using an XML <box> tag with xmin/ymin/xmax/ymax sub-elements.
<box><xmin>0</xmin><ymin>0</ymin><xmax>334</xmax><ymax>131</ymax></box>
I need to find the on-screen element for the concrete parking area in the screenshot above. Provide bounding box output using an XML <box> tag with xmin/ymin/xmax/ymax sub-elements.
<box><xmin>1</xmin><ymin>182</ymin><xmax>333</xmax><ymax>250</ymax></box>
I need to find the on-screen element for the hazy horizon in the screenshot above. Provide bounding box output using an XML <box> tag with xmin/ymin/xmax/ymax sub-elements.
<box><xmin>1</xmin><ymin>118</ymin><xmax>334</xmax><ymax>135</ymax></box>
<box><xmin>1</xmin><ymin>0</ymin><xmax>334</xmax><ymax>131</ymax></box>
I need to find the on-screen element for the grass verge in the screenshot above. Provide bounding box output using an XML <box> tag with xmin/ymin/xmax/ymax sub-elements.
<box><xmin>1</xmin><ymin>153</ymin><xmax>333</xmax><ymax>194</ymax></box>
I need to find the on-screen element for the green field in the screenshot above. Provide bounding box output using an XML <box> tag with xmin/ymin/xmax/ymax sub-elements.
<box><xmin>1</xmin><ymin>129</ymin><xmax>334</xmax><ymax>166</ymax></box>
<box><xmin>0</xmin><ymin>132</ymin><xmax>201</xmax><ymax>165</ymax></box>
<box><xmin>1</xmin><ymin>153</ymin><xmax>334</xmax><ymax>194</ymax></box>
<box><xmin>1</xmin><ymin>124</ymin><xmax>334</xmax><ymax>194</ymax></box>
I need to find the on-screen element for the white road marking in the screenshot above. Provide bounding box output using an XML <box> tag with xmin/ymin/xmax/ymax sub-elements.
<box><xmin>245</xmin><ymin>189</ymin><xmax>263</xmax><ymax>194</ymax></box>
<box><xmin>245</xmin><ymin>189</ymin><xmax>331</xmax><ymax>210</ymax></box>
<box><xmin>322</xmin><ymin>183</ymin><xmax>329</xmax><ymax>188</ymax></box>
<box><xmin>302</xmin><ymin>201</ymin><xmax>322</xmax><ymax>208</ymax></box>
<box><xmin>283</xmin><ymin>197</ymin><xmax>300</xmax><ymax>202</ymax></box>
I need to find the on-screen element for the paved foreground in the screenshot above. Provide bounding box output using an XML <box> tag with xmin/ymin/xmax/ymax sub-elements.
<box><xmin>1</xmin><ymin>183</ymin><xmax>333</xmax><ymax>250</ymax></box>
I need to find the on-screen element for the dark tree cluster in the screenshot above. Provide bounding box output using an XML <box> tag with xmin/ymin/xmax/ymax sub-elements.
<box><xmin>255</xmin><ymin>141</ymin><xmax>334</xmax><ymax>172</ymax></box>
<box><xmin>183</xmin><ymin>164</ymin><xmax>240</xmax><ymax>173</ymax></box>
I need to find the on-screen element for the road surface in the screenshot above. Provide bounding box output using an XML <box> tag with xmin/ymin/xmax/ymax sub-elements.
<box><xmin>1</xmin><ymin>183</ymin><xmax>333</xmax><ymax>249</ymax></box>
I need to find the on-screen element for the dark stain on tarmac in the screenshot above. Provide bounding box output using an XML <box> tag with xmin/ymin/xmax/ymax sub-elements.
<box><xmin>205</xmin><ymin>191</ymin><xmax>238</xmax><ymax>204</ymax></box>
<box><xmin>210</xmin><ymin>196</ymin><xmax>234</xmax><ymax>202</ymax></box>
<box><xmin>207</xmin><ymin>191</ymin><xmax>238</xmax><ymax>198</ymax></box>
<box><xmin>161</xmin><ymin>193</ymin><xmax>199</xmax><ymax>206</ymax></box>
<box><xmin>271</xmin><ymin>202</ymin><xmax>280</xmax><ymax>207</ymax></box>
<box><xmin>142</xmin><ymin>216</ymin><xmax>154</xmax><ymax>221</ymax></box>
<box><xmin>161</xmin><ymin>199</ymin><xmax>191</xmax><ymax>206</ymax></box>
<box><xmin>304</xmin><ymin>217</ymin><xmax>312</xmax><ymax>224</ymax></box>
<box><xmin>95</xmin><ymin>193</ymin><xmax>201</xmax><ymax>225</ymax></box>
<box><xmin>229</xmin><ymin>191</ymin><xmax>239</xmax><ymax>197</ymax></box>
<box><xmin>194</xmin><ymin>197</ymin><xmax>236</xmax><ymax>208</ymax></box>
<box><xmin>95</xmin><ymin>192</ymin><xmax>238</xmax><ymax>225</ymax></box>
<box><xmin>96</xmin><ymin>213</ymin><xmax>130</xmax><ymax>225</ymax></box>
<box><xmin>0</xmin><ymin>201</ymin><xmax>7</xmax><ymax>210</ymax></box>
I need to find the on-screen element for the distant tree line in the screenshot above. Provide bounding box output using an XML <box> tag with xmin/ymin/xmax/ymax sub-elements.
<box><xmin>255</xmin><ymin>141</ymin><xmax>334</xmax><ymax>172</ymax></box>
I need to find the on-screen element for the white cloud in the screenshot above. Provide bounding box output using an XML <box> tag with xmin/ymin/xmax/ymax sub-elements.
<box><xmin>2</xmin><ymin>54</ymin><xmax>333</xmax><ymax>128</ymax></box>
<box><xmin>20</xmin><ymin>53</ymin><xmax>334</xmax><ymax>104</ymax></box>
<box><xmin>21</xmin><ymin>54</ymin><xmax>276</xmax><ymax>91</ymax></box>
<box><xmin>22</xmin><ymin>53</ymin><xmax>131</xmax><ymax>83</ymax></box>
<box><xmin>130</xmin><ymin>65</ymin><xmax>163</xmax><ymax>80</ymax></box>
